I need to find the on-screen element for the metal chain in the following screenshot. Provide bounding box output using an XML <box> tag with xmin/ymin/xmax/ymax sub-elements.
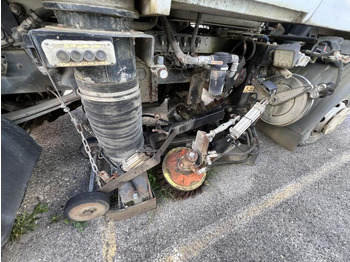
<box><xmin>74</xmin><ymin>121</ymin><xmax>99</xmax><ymax>174</ymax></box>
<box><xmin>82</xmin><ymin>122</ymin><xmax>95</xmax><ymax>137</ymax></box>
<box><xmin>45</xmin><ymin>70</ymin><xmax>99</xmax><ymax>175</ymax></box>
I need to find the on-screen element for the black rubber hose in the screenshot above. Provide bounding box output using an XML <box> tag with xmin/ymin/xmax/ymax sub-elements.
<box><xmin>268</xmin><ymin>34</ymin><xmax>317</xmax><ymax>43</ymax></box>
<box><xmin>230</xmin><ymin>35</ymin><xmax>246</xmax><ymax>56</ymax></box>
<box><xmin>305</xmin><ymin>50</ymin><xmax>335</xmax><ymax>57</ymax></box>
<box><xmin>133</xmin><ymin>16</ymin><xmax>158</xmax><ymax>31</ymax></box>
<box><xmin>190</xmin><ymin>13</ymin><xmax>203</xmax><ymax>54</ymax></box>
<box><xmin>245</xmin><ymin>36</ymin><xmax>256</xmax><ymax>61</ymax></box>
<box><xmin>211</xmin><ymin>128</ymin><xmax>260</xmax><ymax>166</ymax></box>
<box><xmin>334</xmin><ymin>61</ymin><xmax>344</xmax><ymax>90</ymax></box>
<box><xmin>11</xmin><ymin>7</ymin><xmax>53</xmax><ymax>43</ymax></box>
<box><xmin>142</xmin><ymin>114</ymin><xmax>174</xmax><ymax>125</ymax></box>
<box><xmin>322</xmin><ymin>61</ymin><xmax>344</xmax><ymax>96</ymax></box>
<box><xmin>160</xmin><ymin>16</ymin><xmax>222</xmax><ymax>66</ymax></box>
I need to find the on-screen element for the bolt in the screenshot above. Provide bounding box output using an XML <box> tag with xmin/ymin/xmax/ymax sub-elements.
<box><xmin>186</xmin><ymin>150</ymin><xmax>198</xmax><ymax>162</ymax></box>
<box><xmin>158</xmin><ymin>68</ymin><xmax>168</xmax><ymax>79</ymax></box>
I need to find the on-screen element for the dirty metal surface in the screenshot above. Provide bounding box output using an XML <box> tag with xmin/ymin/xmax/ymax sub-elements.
<box><xmin>171</xmin><ymin>0</ymin><xmax>350</xmax><ymax>32</ymax></box>
<box><xmin>107</xmin><ymin>198</ymin><xmax>157</xmax><ymax>221</ymax></box>
<box><xmin>99</xmin><ymin>109</ymin><xmax>225</xmax><ymax>193</ymax></box>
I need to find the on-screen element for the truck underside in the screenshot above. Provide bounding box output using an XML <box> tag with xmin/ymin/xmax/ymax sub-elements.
<box><xmin>1</xmin><ymin>0</ymin><xmax>350</xmax><ymax>226</ymax></box>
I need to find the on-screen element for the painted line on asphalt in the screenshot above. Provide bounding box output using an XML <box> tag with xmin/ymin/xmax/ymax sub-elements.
<box><xmin>102</xmin><ymin>220</ymin><xmax>117</xmax><ymax>262</ymax></box>
<box><xmin>157</xmin><ymin>152</ymin><xmax>350</xmax><ymax>262</ymax></box>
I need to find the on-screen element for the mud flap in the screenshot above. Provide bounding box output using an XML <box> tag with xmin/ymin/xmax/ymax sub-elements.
<box><xmin>1</xmin><ymin>117</ymin><xmax>42</xmax><ymax>245</ymax></box>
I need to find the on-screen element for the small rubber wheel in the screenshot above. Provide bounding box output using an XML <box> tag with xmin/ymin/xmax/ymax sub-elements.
<box><xmin>79</xmin><ymin>137</ymin><xmax>98</xmax><ymax>159</ymax></box>
<box><xmin>64</xmin><ymin>192</ymin><xmax>110</xmax><ymax>222</ymax></box>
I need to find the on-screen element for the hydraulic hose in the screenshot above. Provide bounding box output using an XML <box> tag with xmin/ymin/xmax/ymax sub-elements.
<box><xmin>190</xmin><ymin>13</ymin><xmax>203</xmax><ymax>54</ymax></box>
<box><xmin>161</xmin><ymin>16</ymin><xmax>239</xmax><ymax>96</ymax></box>
<box><xmin>230</xmin><ymin>35</ymin><xmax>246</xmax><ymax>56</ymax></box>
<box><xmin>245</xmin><ymin>36</ymin><xmax>256</xmax><ymax>61</ymax></box>
<box><xmin>12</xmin><ymin>7</ymin><xmax>53</xmax><ymax>43</ymax></box>
<box><xmin>320</xmin><ymin>60</ymin><xmax>344</xmax><ymax>97</ymax></box>
<box><xmin>133</xmin><ymin>17</ymin><xmax>158</xmax><ymax>31</ymax></box>
<box><xmin>333</xmin><ymin>61</ymin><xmax>344</xmax><ymax>91</ymax></box>
<box><xmin>160</xmin><ymin>16</ymin><xmax>237</xmax><ymax>66</ymax></box>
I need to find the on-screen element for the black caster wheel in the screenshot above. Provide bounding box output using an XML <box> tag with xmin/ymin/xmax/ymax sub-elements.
<box><xmin>64</xmin><ymin>192</ymin><xmax>110</xmax><ymax>222</ymax></box>
<box><xmin>79</xmin><ymin>137</ymin><xmax>99</xmax><ymax>159</ymax></box>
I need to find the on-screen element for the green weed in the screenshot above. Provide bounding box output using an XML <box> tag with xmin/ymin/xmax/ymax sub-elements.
<box><xmin>64</xmin><ymin>219</ymin><xmax>88</xmax><ymax>233</ymax></box>
<box><xmin>50</xmin><ymin>214</ymin><xmax>63</xmax><ymax>223</ymax></box>
<box><xmin>10</xmin><ymin>203</ymin><xmax>49</xmax><ymax>241</ymax></box>
<box><xmin>148</xmin><ymin>168</ymin><xmax>175</xmax><ymax>201</ymax></box>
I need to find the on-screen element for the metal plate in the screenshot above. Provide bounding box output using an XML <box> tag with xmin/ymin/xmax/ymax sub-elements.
<box><xmin>1</xmin><ymin>49</ymin><xmax>53</xmax><ymax>94</ymax></box>
<box><xmin>29</xmin><ymin>27</ymin><xmax>155</xmax><ymax>68</ymax></box>
<box><xmin>107</xmin><ymin>198</ymin><xmax>157</xmax><ymax>221</ymax></box>
<box><xmin>41</xmin><ymin>39</ymin><xmax>116</xmax><ymax>67</ymax></box>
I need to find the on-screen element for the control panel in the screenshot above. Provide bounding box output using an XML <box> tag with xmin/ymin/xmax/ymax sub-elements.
<box><xmin>41</xmin><ymin>39</ymin><xmax>116</xmax><ymax>67</ymax></box>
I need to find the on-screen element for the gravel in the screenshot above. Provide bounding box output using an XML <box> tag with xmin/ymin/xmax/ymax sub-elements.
<box><xmin>2</xmin><ymin>108</ymin><xmax>349</xmax><ymax>262</ymax></box>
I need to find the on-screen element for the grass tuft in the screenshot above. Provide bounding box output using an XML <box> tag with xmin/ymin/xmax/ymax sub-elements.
<box><xmin>148</xmin><ymin>168</ymin><xmax>175</xmax><ymax>201</ymax></box>
<box><xmin>204</xmin><ymin>168</ymin><xmax>217</xmax><ymax>186</ymax></box>
<box><xmin>64</xmin><ymin>219</ymin><xmax>88</xmax><ymax>233</ymax></box>
<box><xmin>50</xmin><ymin>214</ymin><xmax>63</xmax><ymax>224</ymax></box>
<box><xmin>10</xmin><ymin>203</ymin><xmax>49</xmax><ymax>241</ymax></box>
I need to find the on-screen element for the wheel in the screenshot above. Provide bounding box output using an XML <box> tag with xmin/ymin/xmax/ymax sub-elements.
<box><xmin>79</xmin><ymin>137</ymin><xmax>99</xmax><ymax>159</ymax></box>
<box><xmin>256</xmin><ymin>74</ymin><xmax>314</xmax><ymax>126</ymax></box>
<box><xmin>64</xmin><ymin>192</ymin><xmax>110</xmax><ymax>222</ymax></box>
<box><xmin>299</xmin><ymin>95</ymin><xmax>350</xmax><ymax>145</ymax></box>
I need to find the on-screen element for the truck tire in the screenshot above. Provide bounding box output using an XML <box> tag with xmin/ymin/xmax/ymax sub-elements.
<box><xmin>299</xmin><ymin>95</ymin><xmax>350</xmax><ymax>145</ymax></box>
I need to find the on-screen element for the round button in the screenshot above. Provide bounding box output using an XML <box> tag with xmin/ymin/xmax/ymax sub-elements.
<box><xmin>56</xmin><ymin>50</ymin><xmax>70</xmax><ymax>63</ymax></box>
<box><xmin>83</xmin><ymin>50</ymin><xmax>95</xmax><ymax>62</ymax></box>
<box><xmin>96</xmin><ymin>50</ymin><xmax>107</xmax><ymax>61</ymax></box>
<box><xmin>70</xmin><ymin>50</ymin><xmax>83</xmax><ymax>62</ymax></box>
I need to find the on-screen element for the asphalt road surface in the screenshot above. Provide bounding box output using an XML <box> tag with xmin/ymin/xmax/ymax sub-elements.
<box><xmin>2</xmin><ymin>109</ymin><xmax>350</xmax><ymax>262</ymax></box>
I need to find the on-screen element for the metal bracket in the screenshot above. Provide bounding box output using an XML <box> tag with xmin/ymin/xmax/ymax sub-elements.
<box><xmin>107</xmin><ymin>197</ymin><xmax>157</xmax><ymax>221</ymax></box>
<box><xmin>269</xmin><ymin>84</ymin><xmax>327</xmax><ymax>105</ymax></box>
<box><xmin>29</xmin><ymin>26</ymin><xmax>156</xmax><ymax>68</ymax></box>
<box><xmin>98</xmin><ymin>110</ymin><xmax>225</xmax><ymax>193</ymax></box>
